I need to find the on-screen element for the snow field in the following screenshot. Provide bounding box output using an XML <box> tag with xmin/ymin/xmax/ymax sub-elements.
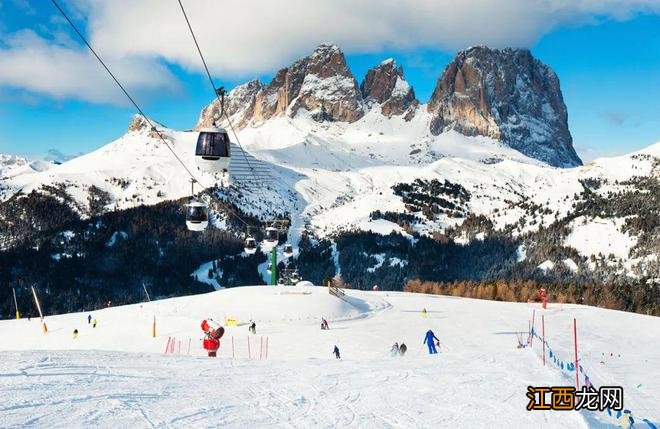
<box><xmin>1</xmin><ymin>285</ymin><xmax>658</xmax><ymax>428</ymax></box>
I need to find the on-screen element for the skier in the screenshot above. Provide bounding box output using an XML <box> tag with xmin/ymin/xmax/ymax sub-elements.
<box><xmin>618</xmin><ymin>410</ymin><xmax>634</xmax><ymax>429</ymax></box>
<box><xmin>321</xmin><ymin>318</ymin><xmax>329</xmax><ymax>330</ymax></box>
<box><xmin>249</xmin><ymin>321</ymin><xmax>256</xmax><ymax>334</ymax></box>
<box><xmin>399</xmin><ymin>343</ymin><xmax>407</xmax><ymax>356</ymax></box>
<box><xmin>333</xmin><ymin>345</ymin><xmax>341</xmax><ymax>359</ymax></box>
<box><xmin>422</xmin><ymin>308</ymin><xmax>428</xmax><ymax>318</ymax></box>
<box><xmin>87</xmin><ymin>314</ymin><xmax>92</xmax><ymax>324</ymax></box>
<box><xmin>72</xmin><ymin>328</ymin><xmax>78</xmax><ymax>339</ymax></box>
<box><xmin>390</xmin><ymin>342</ymin><xmax>400</xmax><ymax>357</ymax></box>
<box><xmin>92</xmin><ymin>318</ymin><xmax>97</xmax><ymax>328</ymax></box>
<box><xmin>423</xmin><ymin>329</ymin><xmax>439</xmax><ymax>354</ymax></box>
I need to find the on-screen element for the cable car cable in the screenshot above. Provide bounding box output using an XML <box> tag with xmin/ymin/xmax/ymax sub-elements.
<box><xmin>176</xmin><ymin>0</ymin><xmax>264</xmax><ymax>190</ymax></box>
<box><xmin>48</xmin><ymin>0</ymin><xmax>250</xmax><ymax>228</ymax></box>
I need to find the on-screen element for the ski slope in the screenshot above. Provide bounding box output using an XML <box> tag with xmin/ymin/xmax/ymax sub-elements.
<box><xmin>1</xmin><ymin>285</ymin><xmax>658</xmax><ymax>428</ymax></box>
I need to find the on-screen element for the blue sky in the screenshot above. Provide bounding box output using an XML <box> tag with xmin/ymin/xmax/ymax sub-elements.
<box><xmin>0</xmin><ymin>1</ymin><xmax>658</xmax><ymax>161</ymax></box>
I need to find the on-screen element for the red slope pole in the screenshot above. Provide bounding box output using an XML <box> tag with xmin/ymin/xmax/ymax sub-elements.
<box><xmin>248</xmin><ymin>336</ymin><xmax>251</xmax><ymax>360</ymax></box>
<box><xmin>573</xmin><ymin>318</ymin><xmax>579</xmax><ymax>389</ymax></box>
<box><xmin>531</xmin><ymin>309</ymin><xmax>535</xmax><ymax>349</ymax></box>
<box><xmin>541</xmin><ymin>315</ymin><xmax>546</xmax><ymax>365</ymax></box>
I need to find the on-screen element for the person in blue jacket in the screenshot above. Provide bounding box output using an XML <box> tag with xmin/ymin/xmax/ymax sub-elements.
<box><xmin>424</xmin><ymin>329</ymin><xmax>439</xmax><ymax>354</ymax></box>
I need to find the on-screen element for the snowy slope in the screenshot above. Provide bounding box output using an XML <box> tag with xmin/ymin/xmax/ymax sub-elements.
<box><xmin>1</xmin><ymin>110</ymin><xmax>658</xmax><ymax>274</ymax></box>
<box><xmin>0</xmin><ymin>285</ymin><xmax>658</xmax><ymax>428</ymax></box>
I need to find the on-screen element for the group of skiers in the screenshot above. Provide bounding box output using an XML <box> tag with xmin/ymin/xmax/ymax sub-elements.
<box><xmin>321</xmin><ymin>315</ymin><xmax>441</xmax><ymax>359</ymax></box>
<box><xmin>72</xmin><ymin>314</ymin><xmax>97</xmax><ymax>339</ymax></box>
<box><xmin>390</xmin><ymin>342</ymin><xmax>408</xmax><ymax>356</ymax></box>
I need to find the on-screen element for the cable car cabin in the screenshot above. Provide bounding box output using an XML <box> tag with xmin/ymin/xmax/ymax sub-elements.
<box><xmin>244</xmin><ymin>237</ymin><xmax>257</xmax><ymax>255</ymax></box>
<box><xmin>195</xmin><ymin>127</ymin><xmax>231</xmax><ymax>172</ymax></box>
<box><xmin>283</xmin><ymin>244</ymin><xmax>293</xmax><ymax>257</ymax></box>
<box><xmin>264</xmin><ymin>227</ymin><xmax>278</xmax><ymax>244</ymax></box>
<box><xmin>186</xmin><ymin>201</ymin><xmax>209</xmax><ymax>231</ymax></box>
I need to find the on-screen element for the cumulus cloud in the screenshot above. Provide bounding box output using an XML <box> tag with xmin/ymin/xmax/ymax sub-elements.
<box><xmin>78</xmin><ymin>0</ymin><xmax>660</xmax><ymax>75</ymax></box>
<box><xmin>0</xmin><ymin>29</ymin><xmax>179</xmax><ymax>105</ymax></box>
<box><xmin>2</xmin><ymin>0</ymin><xmax>659</xmax><ymax>104</ymax></box>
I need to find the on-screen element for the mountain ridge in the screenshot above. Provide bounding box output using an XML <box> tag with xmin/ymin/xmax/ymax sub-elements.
<box><xmin>197</xmin><ymin>43</ymin><xmax>581</xmax><ymax>167</ymax></box>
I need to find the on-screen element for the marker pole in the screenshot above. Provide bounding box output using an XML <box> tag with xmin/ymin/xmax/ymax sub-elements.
<box><xmin>573</xmin><ymin>318</ymin><xmax>579</xmax><ymax>389</ymax></box>
<box><xmin>12</xmin><ymin>288</ymin><xmax>20</xmax><ymax>319</ymax></box>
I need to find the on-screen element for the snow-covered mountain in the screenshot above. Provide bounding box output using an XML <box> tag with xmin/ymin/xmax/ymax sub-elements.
<box><xmin>198</xmin><ymin>44</ymin><xmax>581</xmax><ymax>167</ymax></box>
<box><xmin>0</xmin><ymin>43</ymin><xmax>658</xmax><ymax>290</ymax></box>
<box><xmin>427</xmin><ymin>47</ymin><xmax>581</xmax><ymax>167</ymax></box>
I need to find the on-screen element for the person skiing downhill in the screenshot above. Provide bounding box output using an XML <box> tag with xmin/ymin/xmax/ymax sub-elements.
<box><xmin>92</xmin><ymin>318</ymin><xmax>97</xmax><ymax>328</ymax></box>
<box><xmin>72</xmin><ymin>328</ymin><xmax>78</xmax><ymax>339</ymax></box>
<box><xmin>390</xmin><ymin>342</ymin><xmax>400</xmax><ymax>357</ymax></box>
<box><xmin>399</xmin><ymin>343</ymin><xmax>407</xmax><ymax>356</ymax></box>
<box><xmin>321</xmin><ymin>318</ymin><xmax>329</xmax><ymax>330</ymax></box>
<box><xmin>423</xmin><ymin>329</ymin><xmax>439</xmax><ymax>354</ymax></box>
<box><xmin>87</xmin><ymin>314</ymin><xmax>91</xmax><ymax>324</ymax></box>
<box><xmin>333</xmin><ymin>345</ymin><xmax>341</xmax><ymax>359</ymax></box>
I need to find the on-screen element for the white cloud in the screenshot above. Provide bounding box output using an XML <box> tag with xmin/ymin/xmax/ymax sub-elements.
<box><xmin>0</xmin><ymin>30</ymin><xmax>179</xmax><ymax>105</ymax></box>
<box><xmin>78</xmin><ymin>0</ymin><xmax>660</xmax><ymax>76</ymax></box>
<box><xmin>1</xmin><ymin>0</ymin><xmax>659</xmax><ymax>104</ymax></box>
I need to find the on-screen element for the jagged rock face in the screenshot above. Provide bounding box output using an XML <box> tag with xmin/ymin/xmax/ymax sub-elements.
<box><xmin>196</xmin><ymin>80</ymin><xmax>262</xmax><ymax>129</ymax></box>
<box><xmin>361</xmin><ymin>59</ymin><xmax>418</xmax><ymax>120</ymax></box>
<box><xmin>196</xmin><ymin>44</ymin><xmax>364</xmax><ymax>128</ymax></box>
<box><xmin>288</xmin><ymin>44</ymin><xmax>364</xmax><ymax>122</ymax></box>
<box><xmin>127</xmin><ymin>114</ymin><xmax>151</xmax><ymax>133</ymax></box>
<box><xmin>128</xmin><ymin>115</ymin><xmax>165</xmax><ymax>139</ymax></box>
<box><xmin>428</xmin><ymin>47</ymin><xmax>582</xmax><ymax>167</ymax></box>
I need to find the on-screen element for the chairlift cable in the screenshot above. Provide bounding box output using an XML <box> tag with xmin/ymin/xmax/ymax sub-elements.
<box><xmin>49</xmin><ymin>0</ymin><xmax>250</xmax><ymax>228</ymax></box>
<box><xmin>176</xmin><ymin>0</ymin><xmax>265</xmax><ymax>193</ymax></box>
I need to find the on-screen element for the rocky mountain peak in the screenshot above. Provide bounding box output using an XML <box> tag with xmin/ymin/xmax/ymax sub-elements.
<box><xmin>196</xmin><ymin>44</ymin><xmax>364</xmax><ymax>128</ymax></box>
<box><xmin>127</xmin><ymin>114</ymin><xmax>165</xmax><ymax>139</ymax></box>
<box><xmin>128</xmin><ymin>114</ymin><xmax>151</xmax><ymax>133</ymax></box>
<box><xmin>361</xmin><ymin>58</ymin><xmax>418</xmax><ymax>120</ymax></box>
<box><xmin>196</xmin><ymin>80</ymin><xmax>262</xmax><ymax>129</ymax></box>
<box><xmin>428</xmin><ymin>46</ymin><xmax>582</xmax><ymax>167</ymax></box>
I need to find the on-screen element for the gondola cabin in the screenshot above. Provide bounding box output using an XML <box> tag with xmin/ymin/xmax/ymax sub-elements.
<box><xmin>283</xmin><ymin>244</ymin><xmax>293</xmax><ymax>257</ymax></box>
<box><xmin>186</xmin><ymin>201</ymin><xmax>209</xmax><ymax>231</ymax></box>
<box><xmin>195</xmin><ymin>127</ymin><xmax>231</xmax><ymax>172</ymax></box>
<box><xmin>244</xmin><ymin>237</ymin><xmax>257</xmax><ymax>255</ymax></box>
<box><xmin>264</xmin><ymin>227</ymin><xmax>278</xmax><ymax>244</ymax></box>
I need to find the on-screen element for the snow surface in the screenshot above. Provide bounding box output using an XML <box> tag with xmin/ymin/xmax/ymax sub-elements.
<box><xmin>0</xmin><ymin>286</ymin><xmax>658</xmax><ymax>428</ymax></box>
<box><xmin>1</xmin><ymin>108</ymin><xmax>658</xmax><ymax>274</ymax></box>
<box><xmin>565</xmin><ymin>217</ymin><xmax>636</xmax><ymax>260</ymax></box>
<box><xmin>191</xmin><ymin>260</ymin><xmax>223</xmax><ymax>291</ymax></box>
<box><xmin>538</xmin><ymin>260</ymin><xmax>555</xmax><ymax>272</ymax></box>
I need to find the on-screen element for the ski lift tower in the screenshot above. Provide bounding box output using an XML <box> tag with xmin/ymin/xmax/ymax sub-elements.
<box><xmin>269</xmin><ymin>246</ymin><xmax>278</xmax><ymax>285</ymax></box>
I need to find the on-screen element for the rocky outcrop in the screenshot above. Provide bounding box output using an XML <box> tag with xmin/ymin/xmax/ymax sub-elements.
<box><xmin>361</xmin><ymin>59</ymin><xmax>418</xmax><ymax>120</ymax></box>
<box><xmin>128</xmin><ymin>115</ymin><xmax>166</xmax><ymax>139</ymax></box>
<box><xmin>196</xmin><ymin>80</ymin><xmax>262</xmax><ymax>129</ymax></box>
<box><xmin>428</xmin><ymin>47</ymin><xmax>582</xmax><ymax>167</ymax></box>
<box><xmin>196</xmin><ymin>44</ymin><xmax>364</xmax><ymax>128</ymax></box>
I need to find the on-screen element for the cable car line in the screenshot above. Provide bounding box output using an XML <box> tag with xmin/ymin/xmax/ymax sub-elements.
<box><xmin>175</xmin><ymin>0</ymin><xmax>264</xmax><ymax>190</ymax></box>
<box><xmin>48</xmin><ymin>0</ymin><xmax>251</xmax><ymax>229</ymax></box>
<box><xmin>176</xmin><ymin>0</ymin><xmax>287</xmax><ymax>252</ymax></box>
